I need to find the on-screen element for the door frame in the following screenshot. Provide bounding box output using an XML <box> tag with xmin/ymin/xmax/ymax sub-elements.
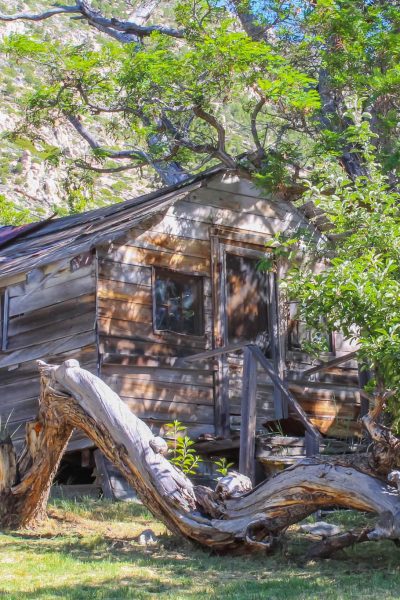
<box><xmin>211</xmin><ymin>232</ymin><xmax>284</xmax><ymax>436</ymax></box>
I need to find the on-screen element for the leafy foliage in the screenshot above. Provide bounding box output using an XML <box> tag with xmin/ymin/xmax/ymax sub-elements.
<box><xmin>0</xmin><ymin>194</ymin><xmax>34</xmax><ymax>226</ymax></box>
<box><xmin>164</xmin><ymin>420</ymin><xmax>203</xmax><ymax>475</ymax></box>
<box><xmin>1</xmin><ymin>1</ymin><xmax>400</xmax><ymax>213</ymax></box>
<box><xmin>270</xmin><ymin>126</ymin><xmax>400</xmax><ymax>427</ymax></box>
<box><xmin>214</xmin><ymin>457</ymin><xmax>235</xmax><ymax>477</ymax></box>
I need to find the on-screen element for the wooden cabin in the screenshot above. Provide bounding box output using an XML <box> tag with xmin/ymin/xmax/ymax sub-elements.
<box><xmin>0</xmin><ymin>167</ymin><xmax>364</xmax><ymax>490</ymax></box>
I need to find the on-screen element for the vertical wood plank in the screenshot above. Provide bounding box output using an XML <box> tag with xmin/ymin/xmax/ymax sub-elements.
<box><xmin>94</xmin><ymin>249</ymin><xmax>101</xmax><ymax>377</ymax></box>
<box><xmin>305</xmin><ymin>431</ymin><xmax>320</xmax><ymax>457</ymax></box>
<box><xmin>268</xmin><ymin>271</ymin><xmax>285</xmax><ymax>419</ymax></box>
<box><xmin>94</xmin><ymin>449</ymin><xmax>114</xmax><ymax>500</ymax></box>
<box><xmin>239</xmin><ymin>346</ymin><xmax>258</xmax><ymax>483</ymax></box>
<box><xmin>1</xmin><ymin>289</ymin><xmax>9</xmax><ymax>352</ymax></box>
<box><xmin>215</xmin><ymin>353</ymin><xmax>231</xmax><ymax>437</ymax></box>
<box><xmin>211</xmin><ymin>234</ymin><xmax>230</xmax><ymax>437</ymax></box>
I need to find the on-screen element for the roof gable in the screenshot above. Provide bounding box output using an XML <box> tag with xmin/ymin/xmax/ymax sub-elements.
<box><xmin>0</xmin><ymin>167</ymin><xmax>326</xmax><ymax>280</ymax></box>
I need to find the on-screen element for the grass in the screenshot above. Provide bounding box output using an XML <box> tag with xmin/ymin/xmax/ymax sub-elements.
<box><xmin>0</xmin><ymin>500</ymin><xmax>400</xmax><ymax>599</ymax></box>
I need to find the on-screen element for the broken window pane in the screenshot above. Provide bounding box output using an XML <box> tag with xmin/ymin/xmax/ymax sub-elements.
<box><xmin>154</xmin><ymin>269</ymin><xmax>203</xmax><ymax>336</ymax></box>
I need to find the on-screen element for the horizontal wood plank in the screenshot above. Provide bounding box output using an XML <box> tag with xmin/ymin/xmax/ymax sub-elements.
<box><xmin>113</xmin><ymin>229</ymin><xmax>210</xmax><ymax>259</ymax></box>
<box><xmin>190</xmin><ymin>187</ymin><xmax>288</xmax><ymax>219</ymax></box>
<box><xmin>104</xmin><ymin>377</ymin><xmax>214</xmax><ymax>404</ymax></box>
<box><xmin>98</xmin><ymin>317</ymin><xmax>210</xmax><ymax>349</ymax></box>
<box><xmin>98</xmin><ymin>260</ymin><xmax>152</xmax><ymax>286</ymax></box>
<box><xmin>9</xmin><ymin>275</ymin><xmax>95</xmax><ymax>317</ymax></box>
<box><xmin>0</xmin><ymin>347</ymin><xmax>96</xmax><ymax>386</ymax></box>
<box><xmin>9</xmin><ymin>263</ymin><xmax>93</xmax><ymax>298</ymax></box>
<box><xmin>8</xmin><ymin>294</ymin><xmax>95</xmax><ymax>337</ymax></box>
<box><xmin>7</xmin><ymin>310</ymin><xmax>95</xmax><ymax>351</ymax></box>
<box><xmin>0</xmin><ymin>331</ymin><xmax>96</xmax><ymax>369</ymax></box>
<box><xmin>121</xmin><ymin>397</ymin><xmax>214</xmax><ymax>423</ymax></box>
<box><xmin>101</xmin><ymin>364</ymin><xmax>214</xmax><ymax>385</ymax></box>
<box><xmin>98</xmin><ymin>280</ymin><xmax>152</xmax><ymax>305</ymax></box>
<box><xmin>97</xmin><ymin>298</ymin><xmax>152</xmax><ymax>323</ymax></box>
<box><xmin>108</xmin><ymin>245</ymin><xmax>210</xmax><ymax>275</ymax></box>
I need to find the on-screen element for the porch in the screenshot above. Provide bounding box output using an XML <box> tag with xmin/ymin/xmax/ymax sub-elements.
<box><xmin>181</xmin><ymin>343</ymin><xmax>369</xmax><ymax>483</ymax></box>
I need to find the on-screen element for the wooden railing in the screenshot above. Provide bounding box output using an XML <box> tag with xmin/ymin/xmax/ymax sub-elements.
<box><xmin>182</xmin><ymin>342</ymin><xmax>321</xmax><ymax>483</ymax></box>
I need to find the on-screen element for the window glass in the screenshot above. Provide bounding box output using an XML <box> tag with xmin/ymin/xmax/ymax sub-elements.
<box><xmin>154</xmin><ymin>269</ymin><xmax>203</xmax><ymax>336</ymax></box>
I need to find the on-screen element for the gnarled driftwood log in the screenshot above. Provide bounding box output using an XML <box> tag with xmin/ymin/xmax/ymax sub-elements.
<box><xmin>1</xmin><ymin>359</ymin><xmax>400</xmax><ymax>554</ymax></box>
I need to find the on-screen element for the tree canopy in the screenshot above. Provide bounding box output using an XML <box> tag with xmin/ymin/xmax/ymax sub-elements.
<box><xmin>1</xmin><ymin>0</ymin><xmax>400</xmax><ymax>189</ymax></box>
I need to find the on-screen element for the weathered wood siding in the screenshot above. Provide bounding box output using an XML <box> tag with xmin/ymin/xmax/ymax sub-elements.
<box><xmin>286</xmin><ymin>341</ymin><xmax>361</xmax><ymax>438</ymax></box>
<box><xmin>0</xmin><ymin>172</ymin><xmax>362</xmax><ymax>446</ymax></box>
<box><xmin>0</xmin><ymin>256</ymin><xmax>97</xmax><ymax>448</ymax></box>
<box><xmin>96</xmin><ymin>173</ymin><xmax>360</xmax><ymax>439</ymax></box>
<box><xmin>96</xmin><ymin>218</ymin><xmax>215</xmax><ymax>437</ymax></box>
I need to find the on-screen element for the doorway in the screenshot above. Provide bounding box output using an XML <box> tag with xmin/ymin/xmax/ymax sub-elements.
<box><xmin>212</xmin><ymin>239</ymin><xmax>282</xmax><ymax>436</ymax></box>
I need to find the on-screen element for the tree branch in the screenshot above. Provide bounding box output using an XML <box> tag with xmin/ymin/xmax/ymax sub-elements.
<box><xmin>75</xmin><ymin>160</ymin><xmax>144</xmax><ymax>173</ymax></box>
<box><xmin>66</xmin><ymin>113</ymin><xmax>148</xmax><ymax>161</ymax></box>
<box><xmin>307</xmin><ymin>528</ymin><xmax>373</xmax><ymax>559</ymax></box>
<box><xmin>2</xmin><ymin>358</ymin><xmax>400</xmax><ymax>556</ymax></box>
<box><xmin>76</xmin><ymin>83</ymin><xmax>138</xmax><ymax>116</ymax></box>
<box><xmin>0</xmin><ymin>1</ymin><xmax>185</xmax><ymax>41</ymax></box>
<box><xmin>193</xmin><ymin>105</ymin><xmax>237</xmax><ymax>168</ymax></box>
<box><xmin>0</xmin><ymin>5</ymin><xmax>80</xmax><ymax>22</ymax></box>
<box><xmin>230</xmin><ymin>0</ymin><xmax>269</xmax><ymax>41</ymax></box>
<box><xmin>250</xmin><ymin>97</ymin><xmax>267</xmax><ymax>161</ymax></box>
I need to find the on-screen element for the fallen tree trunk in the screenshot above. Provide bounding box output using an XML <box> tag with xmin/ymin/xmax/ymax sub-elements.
<box><xmin>1</xmin><ymin>359</ymin><xmax>400</xmax><ymax>554</ymax></box>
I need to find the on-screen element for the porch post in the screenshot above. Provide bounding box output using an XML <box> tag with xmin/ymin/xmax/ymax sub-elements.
<box><xmin>239</xmin><ymin>345</ymin><xmax>258</xmax><ymax>484</ymax></box>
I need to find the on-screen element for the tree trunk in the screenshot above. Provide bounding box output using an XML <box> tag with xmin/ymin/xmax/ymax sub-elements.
<box><xmin>1</xmin><ymin>359</ymin><xmax>399</xmax><ymax>554</ymax></box>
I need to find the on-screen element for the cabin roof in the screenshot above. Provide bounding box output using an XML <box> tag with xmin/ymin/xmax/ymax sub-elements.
<box><xmin>0</xmin><ymin>167</ymin><xmax>226</xmax><ymax>278</ymax></box>
<box><xmin>0</xmin><ymin>166</ymin><xmax>330</xmax><ymax>279</ymax></box>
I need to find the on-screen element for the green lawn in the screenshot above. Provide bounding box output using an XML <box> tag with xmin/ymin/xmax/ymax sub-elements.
<box><xmin>0</xmin><ymin>500</ymin><xmax>400</xmax><ymax>599</ymax></box>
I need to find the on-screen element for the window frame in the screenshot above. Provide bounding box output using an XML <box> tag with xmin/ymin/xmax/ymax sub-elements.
<box><xmin>152</xmin><ymin>267</ymin><xmax>205</xmax><ymax>338</ymax></box>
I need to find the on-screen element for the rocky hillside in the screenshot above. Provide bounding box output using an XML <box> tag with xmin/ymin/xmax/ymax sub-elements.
<box><xmin>0</xmin><ymin>1</ymin><xmax>160</xmax><ymax>223</ymax></box>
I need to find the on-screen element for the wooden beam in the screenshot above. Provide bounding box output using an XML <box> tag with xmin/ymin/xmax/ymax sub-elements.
<box><xmin>302</xmin><ymin>351</ymin><xmax>358</xmax><ymax>377</ymax></box>
<box><xmin>1</xmin><ymin>289</ymin><xmax>9</xmax><ymax>352</ymax></box>
<box><xmin>215</xmin><ymin>352</ymin><xmax>231</xmax><ymax>437</ymax></box>
<box><xmin>268</xmin><ymin>271</ymin><xmax>285</xmax><ymax>419</ymax></box>
<box><xmin>182</xmin><ymin>341</ymin><xmax>249</xmax><ymax>363</ymax></box>
<box><xmin>305</xmin><ymin>430</ymin><xmax>320</xmax><ymax>457</ymax></box>
<box><xmin>239</xmin><ymin>346</ymin><xmax>258</xmax><ymax>484</ymax></box>
<box><xmin>249</xmin><ymin>345</ymin><xmax>321</xmax><ymax>440</ymax></box>
<box><xmin>94</xmin><ymin>449</ymin><xmax>114</xmax><ymax>500</ymax></box>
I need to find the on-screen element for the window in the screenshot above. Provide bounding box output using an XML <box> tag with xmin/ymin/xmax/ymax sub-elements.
<box><xmin>153</xmin><ymin>269</ymin><xmax>204</xmax><ymax>336</ymax></box>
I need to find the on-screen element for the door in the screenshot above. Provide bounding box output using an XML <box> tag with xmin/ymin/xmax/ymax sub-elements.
<box><xmin>224</xmin><ymin>250</ymin><xmax>270</xmax><ymax>352</ymax></box>
<box><xmin>212</xmin><ymin>240</ymin><xmax>281</xmax><ymax>436</ymax></box>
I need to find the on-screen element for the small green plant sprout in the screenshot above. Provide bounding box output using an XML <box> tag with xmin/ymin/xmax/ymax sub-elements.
<box><xmin>164</xmin><ymin>420</ymin><xmax>203</xmax><ymax>475</ymax></box>
<box><xmin>265</xmin><ymin>420</ymin><xmax>285</xmax><ymax>437</ymax></box>
<box><xmin>171</xmin><ymin>436</ymin><xmax>203</xmax><ymax>475</ymax></box>
<box><xmin>164</xmin><ymin>419</ymin><xmax>187</xmax><ymax>454</ymax></box>
<box><xmin>214</xmin><ymin>457</ymin><xmax>235</xmax><ymax>477</ymax></box>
